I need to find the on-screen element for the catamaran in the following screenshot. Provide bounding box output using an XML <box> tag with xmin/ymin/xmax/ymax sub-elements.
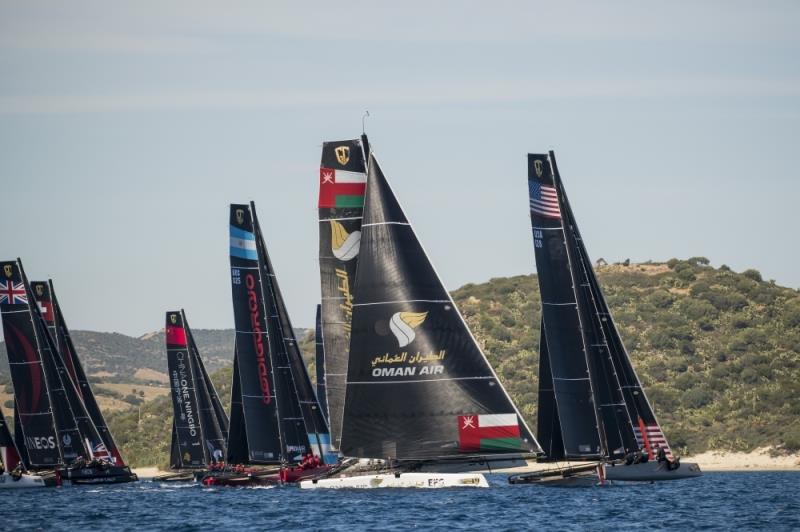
<box><xmin>508</xmin><ymin>152</ymin><xmax>701</xmax><ymax>485</ymax></box>
<box><xmin>302</xmin><ymin>137</ymin><xmax>541</xmax><ymax>489</ymax></box>
<box><xmin>156</xmin><ymin>310</ymin><xmax>228</xmax><ymax>482</ymax></box>
<box><xmin>0</xmin><ymin>259</ymin><xmax>137</xmax><ymax>485</ymax></box>
<box><xmin>202</xmin><ymin>203</ymin><xmax>333</xmax><ymax>487</ymax></box>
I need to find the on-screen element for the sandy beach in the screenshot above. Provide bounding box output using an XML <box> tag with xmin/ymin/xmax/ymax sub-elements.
<box><xmin>691</xmin><ymin>448</ymin><xmax>800</xmax><ymax>471</ymax></box>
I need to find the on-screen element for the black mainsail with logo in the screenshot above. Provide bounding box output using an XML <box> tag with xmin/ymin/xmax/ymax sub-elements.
<box><xmin>314</xmin><ymin>305</ymin><xmax>328</xmax><ymax>423</ymax></box>
<box><xmin>166</xmin><ymin>310</ymin><xmax>227</xmax><ymax>469</ymax></box>
<box><xmin>317</xmin><ymin>137</ymin><xmax>368</xmax><ymax>450</ymax></box>
<box><xmin>527</xmin><ymin>152</ymin><xmax>674</xmax><ymax>463</ymax></box>
<box><xmin>228</xmin><ymin>203</ymin><xmax>332</xmax><ymax>465</ymax></box>
<box><xmin>338</xmin><ymin>148</ymin><xmax>541</xmax><ymax>462</ymax></box>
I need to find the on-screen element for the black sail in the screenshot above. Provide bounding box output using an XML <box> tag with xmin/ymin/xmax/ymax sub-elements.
<box><xmin>225</xmin><ymin>349</ymin><xmax>250</xmax><ymax>464</ymax></box>
<box><xmin>40</xmin><ymin>281</ymin><xmax>126</xmax><ymax>465</ymax></box>
<box><xmin>185</xmin><ymin>313</ymin><xmax>229</xmax><ymax>450</ymax></box>
<box><xmin>253</xmin><ymin>204</ymin><xmax>334</xmax><ymax>463</ymax></box>
<box><xmin>314</xmin><ymin>305</ymin><xmax>329</xmax><ymax>424</ymax></box>
<box><xmin>317</xmin><ymin>137</ymin><xmax>367</xmax><ymax>449</ymax></box>
<box><xmin>183</xmin><ymin>311</ymin><xmax>227</xmax><ymax>464</ymax></box>
<box><xmin>535</xmin><ymin>317</ymin><xmax>565</xmax><ymax>461</ymax></box>
<box><xmin>228</xmin><ymin>204</ymin><xmax>283</xmax><ymax>463</ymax></box>
<box><xmin>0</xmin><ymin>259</ymin><xmax>85</xmax><ymax>467</ymax></box>
<box><xmin>552</xmin><ymin>157</ymin><xmax>671</xmax><ymax>458</ymax></box>
<box><xmin>527</xmin><ymin>155</ymin><xmax>603</xmax><ymax>459</ymax></box>
<box><xmin>339</xmin><ymin>152</ymin><xmax>540</xmax><ymax>461</ymax></box>
<box><xmin>550</xmin><ymin>154</ymin><xmax>639</xmax><ymax>459</ymax></box>
<box><xmin>0</xmin><ymin>404</ymin><xmax>23</xmax><ymax>471</ymax></box>
<box><xmin>165</xmin><ymin>311</ymin><xmax>206</xmax><ymax>468</ymax></box>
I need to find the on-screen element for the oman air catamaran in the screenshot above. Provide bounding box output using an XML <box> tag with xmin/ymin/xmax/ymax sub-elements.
<box><xmin>301</xmin><ymin>136</ymin><xmax>541</xmax><ymax>489</ymax></box>
<box><xmin>155</xmin><ymin>309</ymin><xmax>229</xmax><ymax>482</ymax></box>
<box><xmin>201</xmin><ymin>203</ymin><xmax>334</xmax><ymax>487</ymax></box>
<box><xmin>508</xmin><ymin>152</ymin><xmax>701</xmax><ymax>485</ymax></box>
<box><xmin>0</xmin><ymin>259</ymin><xmax>137</xmax><ymax>486</ymax></box>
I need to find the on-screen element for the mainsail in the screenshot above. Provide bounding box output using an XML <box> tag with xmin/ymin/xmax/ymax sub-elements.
<box><xmin>314</xmin><ymin>305</ymin><xmax>328</xmax><ymax>423</ymax></box>
<box><xmin>166</xmin><ymin>310</ymin><xmax>206</xmax><ymax>468</ymax></box>
<box><xmin>1</xmin><ymin>259</ymin><xmax>85</xmax><ymax>467</ymax></box>
<box><xmin>339</xmin><ymin>148</ymin><xmax>541</xmax><ymax>461</ymax></box>
<box><xmin>317</xmin><ymin>137</ymin><xmax>368</xmax><ymax>449</ymax></box>
<box><xmin>35</xmin><ymin>281</ymin><xmax>125</xmax><ymax>464</ymax></box>
<box><xmin>528</xmin><ymin>152</ymin><xmax>671</xmax><ymax>460</ymax></box>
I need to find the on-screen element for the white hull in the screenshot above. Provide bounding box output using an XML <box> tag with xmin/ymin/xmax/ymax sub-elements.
<box><xmin>300</xmin><ymin>472</ymin><xmax>489</xmax><ymax>489</ymax></box>
<box><xmin>0</xmin><ymin>472</ymin><xmax>47</xmax><ymax>489</ymax></box>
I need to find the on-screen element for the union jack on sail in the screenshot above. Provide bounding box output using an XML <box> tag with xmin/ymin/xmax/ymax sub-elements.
<box><xmin>0</xmin><ymin>280</ymin><xmax>27</xmax><ymax>305</ymax></box>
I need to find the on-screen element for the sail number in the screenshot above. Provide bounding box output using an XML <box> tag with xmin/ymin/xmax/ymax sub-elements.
<box><xmin>533</xmin><ymin>229</ymin><xmax>543</xmax><ymax>249</ymax></box>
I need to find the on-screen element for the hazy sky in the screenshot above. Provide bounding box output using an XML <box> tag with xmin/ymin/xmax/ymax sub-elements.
<box><xmin>1</xmin><ymin>1</ymin><xmax>798</xmax><ymax>336</ymax></box>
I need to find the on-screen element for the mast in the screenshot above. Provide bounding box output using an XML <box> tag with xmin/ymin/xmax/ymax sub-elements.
<box><xmin>228</xmin><ymin>204</ymin><xmax>283</xmax><ymax>464</ymax></box>
<box><xmin>316</xmin><ymin>137</ymin><xmax>368</xmax><ymax>450</ymax></box>
<box><xmin>339</xmin><ymin>147</ymin><xmax>540</xmax><ymax>461</ymax></box>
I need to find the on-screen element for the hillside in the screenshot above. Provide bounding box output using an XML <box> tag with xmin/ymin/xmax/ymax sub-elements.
<box><xmin>4</xmin><ymin>259</ymin><xmax>800</xmax><ymax>467</ymax></box>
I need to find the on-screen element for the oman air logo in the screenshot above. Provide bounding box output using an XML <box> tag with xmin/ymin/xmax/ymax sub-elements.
<box><xmin>235</xmin><ymin>208</ymin><xmax>245</xmax><ymax>225</ymax></box>
<box><xmin>389</xmin><ymin>311</ymin><xmax>428</xmax><ymax>348</ymax></box>
<box><xmin>62</xmin><ymin>434</ymin><xmax>72</xmax><ymax>446</ymax></box>
<box><xmin>3</xmin><ymin>265</ymin><xmax>11</xmax><ymax>279</ymax></box>
<box><xmin>35</xmin><ymin>284</ymin><xmax>44</xmax><ymax>296</ymax></box>
<box><xmin>330</xmin><ymin>220</ymin><xmax>361</xmax><ymax>261</ymax></box>
<box><xmin>170</xmin><ymin>314</ymin><xmax>177</xmax><ymax>325</ymax></box>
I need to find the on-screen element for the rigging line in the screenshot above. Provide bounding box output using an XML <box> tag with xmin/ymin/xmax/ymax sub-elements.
<box><xmin>361</xmin><ymin>221</ymin><xmax>410</xmax><ymax>227</ymax></box>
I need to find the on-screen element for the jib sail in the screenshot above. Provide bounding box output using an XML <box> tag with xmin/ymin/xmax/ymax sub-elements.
<box><xmin>40</xmin><ymin>281</ymin><xmax>125</xmax><ymax>465</ymax></box>
<box><xmin>184</xmin><ymin>311</ymin><xmax>228</xmax><ymax>463</ymax></box>
<box><xmin>317</xmin><ymin>137</ymin><xmax>367</xmax><ymax>450</ymax></box>
<box><xmin>252</xmin><ymin>203</ymin><xmax>334</xmax><ymax>463</ymax></box>
<box><xmin>339</xmin><ymin>148</ymin><xmax>540</xmax><ymax>461</ymax></box>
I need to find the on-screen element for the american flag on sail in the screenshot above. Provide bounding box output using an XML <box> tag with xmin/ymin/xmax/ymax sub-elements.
<box><xmin>529</xmin><ymin>181</ymin><xmax>561</xmax><ymax>219</ymax></box>
<box><xmin>0</xmin><ymin>280</ymin><xmax>27</xmax><ymax>305</ymax></box>
<box><xmin>633</xmin><ymin>422</ymin><xmax>673</xmax><ymax>460</ymax></box>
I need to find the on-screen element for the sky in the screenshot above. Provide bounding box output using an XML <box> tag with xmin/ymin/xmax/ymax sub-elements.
<box><xmin>0</xmin><ymin>1</ymin><xmax>798</xmax><ymax>336</ymax></box>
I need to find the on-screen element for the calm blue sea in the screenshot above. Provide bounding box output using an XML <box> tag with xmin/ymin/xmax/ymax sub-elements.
<box><xmin>1</xmin><ymin>472</ymin><xmax>798</xmax><ymax>531</ymax></box>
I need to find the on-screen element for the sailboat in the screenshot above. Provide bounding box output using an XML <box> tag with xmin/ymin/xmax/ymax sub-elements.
<box><xmin>156</xmin><ymin>309</ymin><xmax>228</xmax><ymax>482</ymax></box>
<box><xmin>0</xmin><ymin>259</ymin><xmax>137</xmax><ymax>485</ymax></box>
<box><xmin>202</xmin><ymin>203</ymin><xmax>333</xmax><ymax>486</ymax></box>
<box><xmin>0</xmin><ymin>405</ymin><xmax>47</xmax><ymax>488</ymax></box>
<box><xmin>508</xmin><ymin>152</ymin><xmax>701</xmax><ymax>485</ymax></box>
<box><xmin>302</xmin><ymin>137</ymin><xmax>541</xmax><ymax>489</ymax></box>
<box><xmin>314</xmin><ymin>305</ymin><xmax>328</xmax><ymax>424</ymax></box>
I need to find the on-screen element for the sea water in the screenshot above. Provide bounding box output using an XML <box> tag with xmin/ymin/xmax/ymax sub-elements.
<box><xmin>1</xmin><ymin>472</ymin><xmax>798</xmax><ymax>531</ymax></box>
